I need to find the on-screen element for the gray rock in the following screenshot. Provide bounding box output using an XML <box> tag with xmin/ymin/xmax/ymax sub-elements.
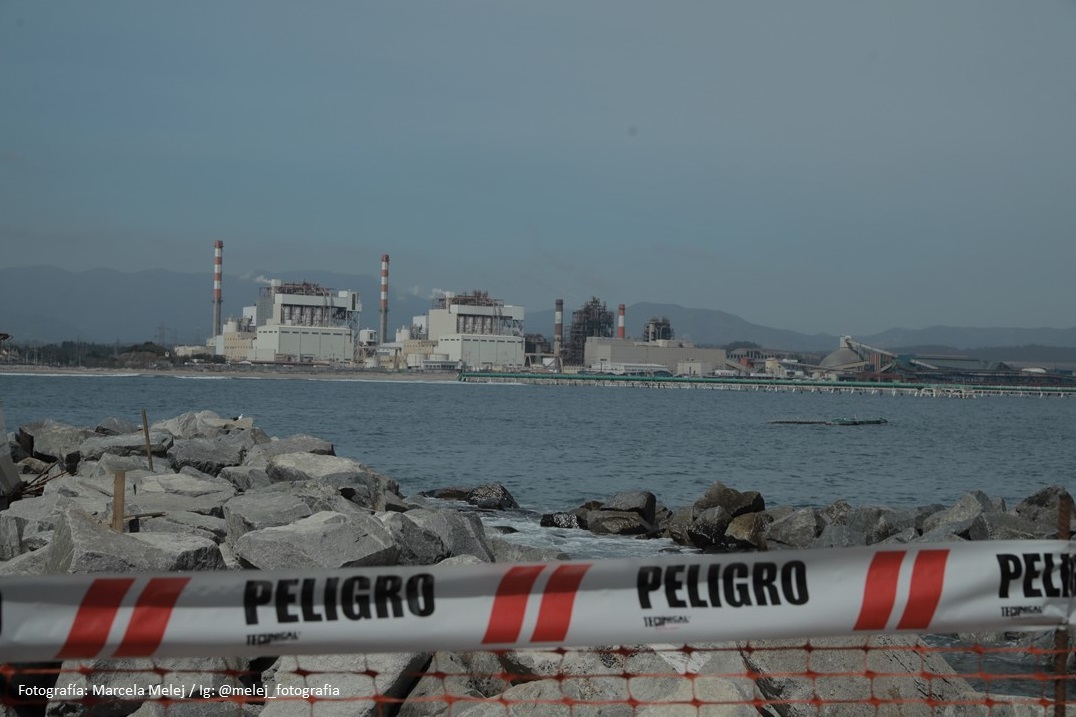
<box><xmin>379</xmin><ymin>511</ymin><xmax>451</xmax><ymax>566</ymax></box>
<box><xmin>693</xmin><ymin>482</ymin><xmax>765</xmax><ymax>518</ymax></box>
<box><xmin>46</xmin><ymin>657</ymin><xmax>247</xmax><ymax>717</ymax></box>
<box><xmin>18</xmin><ymin>420</ymin><xmax>93</xmax><ymax>473</ymax></box>
<box><xmin>222</xmin><ymin>492</ymin><xmax>314</xmax><ymax>544</ymax></box>
<box><xmin>968</xmin><ymin>512</ymin><xmax>1046</xmax><ymax>541</ymax></box>
<box><xmin>243</xmin><ymin>433</ymin><xmax>335</xmax><ymax>465</ymax></box>
<box><xmin>127</xmin><ymin>532</ymin><xmax>227</xmax><ymax>571</ymax></box>
<box><xmin>921</xmin><ymin>491</ymin><xmax>997</xmax><ymax>535</ymax></box>
<box><xmin>586</xmin><ymin>509</ymin><xmax>656</xmax><ymax>537</ymax></box>
<box><xmin>78</xmin><ymin>453</ymin><xmax>154</xmax><ymax>480</ymax></box>
<box><xmin>487</xmin><ymin>536</ymin><xmax>569</xmax><ymax>564</ymax></box>
<box><xmin>722</xmin><ymin>511</ymin><xmax>770</xmax><ymax>551</ymax></box>
<box><xmin>254</xmin><ymin>479</ymin><xmax>372</xmax><ymax>517</ymax></box>
<box><xmin>765</xmin><ymin>508</ymin><xmax>824</xmax><ymax>549</ymax></box>
<box><xmin>95</xmin><ymin>417</ymin><xmax>141</xmax><ymax>435</ymax></box>
<box><xmin>261</xmin><ymin>652</ymin><xmax>431</xmax><ymax>717</ymax></box>
<box><xmin>745</xmin><ymin>634</ymin><xmax>975</xmax><ymax>717</ymax></box>
<box><xmin>45</xmin><ymin>507</ymin><xmax>174</xmax><ymax>573</ymax></box>
<box><xmin>687</xmin><ymin>505</ymin><xmax>733</xmax><ymax>549</ymax></box>
<box><xmin>233</xmin><ymin>511</ymin><xmax>398</xmax><ymax>570</ymax></box>
<box><xmin>1013</xmin><ymin>484</ymin><xmax>1073</xmax><ymax>533</ymax></box>
<box><xmin>397</xmin><ymin>651</ymin><xmax>484</xmax><ymax>717</ymax></box>
<box><xmin>466</xmin><ymin>484</ymin><xmax>520</xmax><ymax>510</ymax></box>
<box><xmin>626</xmin><ymin>645</ymin><xmax>757</xmax><ymax>717</ymax></box>
<box><xmin>166</xmin><ymin>437</ymin><xmax>246</xmax><ymax>476</ymax></box>
<box><xmin>79</xmin><ymin>431</ymin><xmax>173</xmax><ymax>462</ymax></box>
<box><xmin>218</xmin><ymin>465</ymin><xmax>271</xmax><ymax>492</ymax></box>
<box><xmin>454</xmin><ymin>651</ymin><xmax>513</xmax><ymax>698</ymax></box>
<box><xmin>405</xmin><ymin>509</ymin><xmax>494</xmax><ymax>562</ymax></box>
<box><xmin>117</xmin><ymin>473</ymin><xmax>237</xmax><ymax>519</ymax></box>
<box><xmin>450</xmin><ymin>679</ymin><xmax>572</xmax><ymax>717</ymax></box>
<box><xmin>602</xmin><ymin>491</ymin><xmax>657</xmax><ymax>525</ymax></box>
<box><xmin>811</xmin><ymin>521</ymin><xmax>863</xmax><ymax>549</ymax></box>
<box><xmin>540</xmin><ymin>512</ymin><xmax>587</xmax><ymax>530</ymax></box>
<box><xmin>663</xmin><ymin>506</ymin><xmax>695</xmax><ymax>546</ymax></box>
<box><xmin>265</xmin><ymin>453</ymin><xmax>385</xmax><ymax>507</ymax></box>
<box><xmin>150</xmin><ymin>410</ymin><xmax>237</xmax><ymax>440</ymax></box>
<box><xmin>0</xmin><ymin>545</ymin><xmax>52</xmax><ymax>575</ymax></box>
<box><xmin>0</xmin><ymin>492</ymin><xmax>79</xmax><ymax>559</ymax></box>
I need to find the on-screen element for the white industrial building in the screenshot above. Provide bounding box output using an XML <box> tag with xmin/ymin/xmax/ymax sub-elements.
<box><xmin>213</xmin><ymin>280</ymin><xmax>361</xmax><ymax>364</ymax></box>
<box><xmin>584</xmin><ymin>337</ymin><xmax>730</xmax><ymax>377</ymax></box>
<box><xmin>407</xmin><ymin>292</ymin><xmax>526</xmax><ymax>370</ymax></box>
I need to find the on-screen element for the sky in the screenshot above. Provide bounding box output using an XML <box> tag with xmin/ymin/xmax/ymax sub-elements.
<box><xmin>1</xmin><ymin>2</ymin><xmax>1074</xmax><ymax>336</ymax></box>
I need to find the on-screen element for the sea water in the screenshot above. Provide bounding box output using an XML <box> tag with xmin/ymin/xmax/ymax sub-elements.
<box><xmin>1</xmin><ymin>371</ymin><xmax>1073</xmax><ymax>557</ymax></box>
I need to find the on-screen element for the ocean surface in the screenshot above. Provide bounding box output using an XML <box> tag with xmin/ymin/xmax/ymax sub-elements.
<box><xmin>1</xmin><ymin>371</ymin><xmax>1073</xmax><ymax>557</ymax></box>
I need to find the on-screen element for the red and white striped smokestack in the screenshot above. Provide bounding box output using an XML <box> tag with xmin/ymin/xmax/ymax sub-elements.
<box><xmin>379</xmin><ymin>254</ymin><xmax>389</xmax><ymax>344</ymax></box>
<box><xmin>212</xmin><ymin>240</ymin><xmax>223</xmax><ymax>338</ymax></box>
<box><xmin>553</xmin><ymin>299</ymin><xmax>563</xmax><ymax>357</ymax></box>
<box><xmin>617</xmin><ymin>304</ymin><xmax>626</xmax><ymax>339</ymax></box>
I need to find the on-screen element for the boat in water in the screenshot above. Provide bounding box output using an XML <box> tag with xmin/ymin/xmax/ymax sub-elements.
<box><xmin>770</xmin><ymin>418</ymin><xmax>888</xmax><ymax>426</ymax></box>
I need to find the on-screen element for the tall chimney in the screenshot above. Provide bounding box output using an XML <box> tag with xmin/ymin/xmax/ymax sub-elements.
<box><xmin>617</xmin><ymin>304</ymin><xmax>626</xmax><ymax>339</ymax></box>
<box><xmin>379</xmin><ymin>254</ymin><xmax>389</xmax><ymax>344</ymax></box>
<box><xmin>553</xmin><ymin>299</ymin><xmax>563</xmax><ymax>359</ymax></box>
<box><xmin>212</xmin><ymin>240</ymin><xmax>223</xmax><ymax>338</ymax></box>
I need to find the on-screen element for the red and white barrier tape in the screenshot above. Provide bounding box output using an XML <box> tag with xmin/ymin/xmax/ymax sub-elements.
<box><xmin>1</xmin><ymin>540</ymin><xmax>1071</xmax><ymax>661</ymax></box>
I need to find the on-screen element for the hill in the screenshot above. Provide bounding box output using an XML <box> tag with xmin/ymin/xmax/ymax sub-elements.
<box><xmin>2</xmin><ymin>267</ymin><xmax>1074</xmax><ymax>358</ymax></box>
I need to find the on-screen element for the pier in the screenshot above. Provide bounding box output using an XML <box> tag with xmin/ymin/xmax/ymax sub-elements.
<box><xmin>457</xmin><ymin>372</ymin><xmax>1076</xmax><ymax>398</ymax></box>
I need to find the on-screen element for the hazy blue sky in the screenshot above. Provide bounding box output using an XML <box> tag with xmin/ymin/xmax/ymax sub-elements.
<box><xmin>2</xmin><ymin>2</ymin><xmax>1074</xmax><ymax>335</ymax></box>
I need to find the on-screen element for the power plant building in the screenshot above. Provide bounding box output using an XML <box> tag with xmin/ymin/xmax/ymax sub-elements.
<box><xmin>246</xmin><ymin>281</ymin><xmax>361</xmax><ymax>363</ymax></box>
<box><xmin>425</xmin><ymin>292</ymin><xmax>525</xmax><ymax>370</ymax></box>
<box><xmin>584</xmin><ymin>337</ymin><xmax>729</xmax><ymax>377</ymax></box>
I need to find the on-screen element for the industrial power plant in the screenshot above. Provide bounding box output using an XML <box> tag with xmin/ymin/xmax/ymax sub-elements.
<box><xmin>196</xmin><ymin>241</ymin><xmax>748</xmax><ymax>376</ymax></box>
<box><xmin>194</xmin><ymin>241</ymin><xmax>1069</xmax><ymax>387</ymax></box>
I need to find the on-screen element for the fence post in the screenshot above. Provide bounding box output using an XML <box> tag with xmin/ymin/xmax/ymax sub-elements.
<box><xmin>112</xmin><ymin>470</ymin><xmax>126</xmax><ymax>532</ymax></box>
<box><xmin>141</xmin><ymin>408</ymin><xmax>154</xmax><ymax>471</ymax></box>
<box><xmin>1057</xmin><ymin>492</ymin><xmax>1072</xmax><ymax>717</ymax></box>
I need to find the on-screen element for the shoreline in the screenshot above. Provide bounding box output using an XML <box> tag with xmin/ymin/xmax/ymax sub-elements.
<box><xmin>0</xmin><ymin>364</ymin><xmax>462</xmax><ymax>382</ymax></box>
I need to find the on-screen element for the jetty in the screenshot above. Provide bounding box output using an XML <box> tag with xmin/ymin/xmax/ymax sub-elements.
<box><xmin>457</xmin><ymin>371</ymin><xmax>1076</xmax><ymax>398</ymax></box>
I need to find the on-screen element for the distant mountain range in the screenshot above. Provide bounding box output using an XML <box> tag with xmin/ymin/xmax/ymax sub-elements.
<box><xmin>2</xmin><ymin>267</ymin><xmax>1075</xmax><ymax>359</ymax></box>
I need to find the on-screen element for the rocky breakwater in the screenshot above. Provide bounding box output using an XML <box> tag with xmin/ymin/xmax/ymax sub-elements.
<box><xmin>0</xmin><ymin>410</ymin><xmax>1069</xmax><ymax>717</ymax></box>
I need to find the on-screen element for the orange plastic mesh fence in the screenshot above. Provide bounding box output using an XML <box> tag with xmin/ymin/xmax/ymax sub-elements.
<box><xmin>3</xmin><ymin>632</ymin><xmax>1072</xmax><ymax>716</ymax></box>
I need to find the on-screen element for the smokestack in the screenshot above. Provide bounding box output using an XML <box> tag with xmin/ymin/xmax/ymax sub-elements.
<box><xmin>212</xmin><ymin>240</ymin><xmax>223</xmax><ymax>338</ymax></box>
<box><xmin>617</xmin><ymin>304</ymin><xmax>626</xmax><ymax>339</ymax></box>
<box><xmin>379</xmin><ymin>254</ymin><xmax>389</xmax><ymax>344</ymax></box>
<box><xmin>553</xmin><ymin>299</ymin><xmax>563</xmax><ymax>358</ymax></box>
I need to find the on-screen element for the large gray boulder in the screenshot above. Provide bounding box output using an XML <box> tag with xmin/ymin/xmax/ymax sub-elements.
<box><xmin>921</xmin><ymin>491</ymin><xmax>997</xmax><ymax>536</ymax></box>
<box><xmin>404</xmin><ymin>509</ymin><xmax>494</xmax><ymax>562</ymax></box>
<box><xmin>765</xmin><ymin>508</ymin><xmax>825</xmax><ymax>549</ymax></box>
<box><xmin>693</xmin><ymin>482</ymin><xmax>765</xmax><ymax>518</ymax></box>
<box><xmin>45</xmin><ymin>507</ymin><xmax>185</xmax><ymax>573</ymax></box>
<box><xmin>222</xmin><ymin>492</ymin><xmax>315</xmax><ymax>544</ymax></box>
<box><xmin>586</xmin><ymin>509</ymin><xmax>657</xmax><ymax>537</ymax></box>
<box><xmin>136</xmin><ymin>510</ymin><xmax>229</xmax><ymax>544</ymax></box>
<box><xmin>233</xmin><ymin>511</ymin><xmax>398</xmax><ymax>570</ymax></box>
<box><xmin>150</xmin><ymin>410</ymin><xmax>245</xmax><ymax>440</ymax></box>
<box><xmin>744</xmin><ymin>634</ymin><xmax>974</xmax><ymax>716</ymax></box>
<box><xmin>687</xmin><ymin>505</ymin><xmax>733</xmax><ymax>550</ymax></box>
<box><xmin>243</xmin><ymin>434</ymin><xmax>335</xmax><ymax>465</ymax></box>
<box><xmin>166</xmin><ymin>437</ymin><xmax>247</xmax><ymax>476</ymax></box>
<box><xmin>465</xmin><ymin>484</ymin><xmax>520</xmax><ymax>510</ymax></box>
<box><xmin>397</xmin><ymin>651</ymin><xmax>485</xmax><ymax>717</ymax></box>
<box><xmin>265</xmin><ymin>453</ymin><xmax>394</xmax><ymax>509</ymax></box>
<box><xmin>17</xmin><ymin>420</ymin><xmax>93</xmax><ymax>473</ymax></box>
<box><xmin>46</xmin><ymin>657</ymin><xmax>248</xmax><ymax>717</ymax></box>
<box><xmin>261</xmin><ymin>652</ymin><xmax>432</xmax><ymax>717</ymax></box>
<box><xmin>127</xmin><ymin>532</ymin><xmax>227</xmax><ymax>571</ymax></box>
<box><xmin>602</xmin><ymin>491</ymin><xmax>657</xmax><ymax>525</ymax></box>
<box><xmin>79</xmin><ymin>431</ymin><xmax>173</xmax><ymax>462</ymax></box>
<box><xmin>626</xmin><ymin>645</ymin><xmax>757</xmax><ymax>717</ymax></box>
<box><xmin>115</xmin><ymin>472</ymin><xmax>237</xmax><ymax>519</ymax></box>
<box><xmin>378</xmin><ymin>512</ymin><xmax>450</xmax><ymax>566</ymax></box>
